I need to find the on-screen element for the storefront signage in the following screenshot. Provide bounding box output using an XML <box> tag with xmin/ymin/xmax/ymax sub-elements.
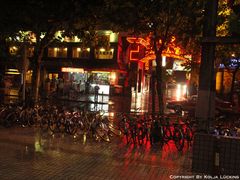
<box><xmin>61</xmin><ymin>67</ymin><xmax>84</xmax><ymax>73</ymax></box>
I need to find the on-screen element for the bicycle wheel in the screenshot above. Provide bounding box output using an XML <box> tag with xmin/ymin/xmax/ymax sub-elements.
<box><xmin>28</xmin><ymin>112</ymin><xmax>36</xmax><ymax>127</ymax></box>
<box><xmin>20</xmin><ymin>110</ymin><xmax>29</xmax><ymax>127</ymax></box>
<box><xmin>108</xmin><ymin>123</ymin><xmax>122</xmax><ymax>136</ymax></box>
<box><xmin>163</xmin><ymin>125</ymin><xmax>172</xmax><ymax>142</ymax></box>
<box><xmin>95</xmin><ymin>124</ymin><xmax>110</xmax><ymax>142</ymax></box>
<box><xmin>48</xmin><ymin>115</ymin><xmax>58</xmax><ymax>133</ymax></box>
<box><xmin>184</xmin><ymin>125</ymin><xmax>193</xmax><ymax>146</ymax></box>
<box><xmin>66</xmin><ymin>117</ymin><xmax>77</xmax><ymax>135</ymax></box>
<box><xmin>4</xmin><ymin>113</ymin><xmax>16</xmax><ymax>128</ymax></box>
<box><xmin>174</xmin><ymin>127</ymin><xmax>184</xmax><ymax>151</ymax></box>
<box><xmin>40</xmin><ymin>116</ymin><xmax>49</xmax><ymax>132</ymax></box>
<box><xmin>123</xmin><ymin>128</ymin><xmax>131</xmax><ymax>144</ymax></box>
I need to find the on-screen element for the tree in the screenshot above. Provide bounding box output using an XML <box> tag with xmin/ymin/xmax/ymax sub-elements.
<box><xmin>0</xmin><ymin>0</ymin><xmax>106</xmax><ymax>102</ymax></box>
<box><xmin>215</xmin><ymin>0</ymin><xmax>240</xmax><ymax>100</ymax></box>
<box><xmin>105</xmin><ymin>0</ymin><xmax>204</xmax><ymax>115</ymax></box>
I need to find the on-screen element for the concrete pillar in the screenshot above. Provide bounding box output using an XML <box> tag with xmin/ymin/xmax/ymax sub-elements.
<box><xmin>195</xmin><ymin>0</ymin><xmax>219</xmax><ymax>131</ymax></box>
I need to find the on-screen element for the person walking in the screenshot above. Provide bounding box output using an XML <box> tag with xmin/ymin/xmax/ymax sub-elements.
<box><xmin>94</xmin><ymin>85</ymin><xmax>100</xmax><ymax>102</ymax></box>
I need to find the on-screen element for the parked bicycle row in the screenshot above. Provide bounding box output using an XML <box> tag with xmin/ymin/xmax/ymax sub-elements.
<box><xmin>114</xmin><ymin>113</ymin><xmax>194</xmax><ymax>151</ymax></box>
<box><xmin>0</xmin><ymin>103</ymin><xmax>121</xmax><ymax>143</ymax></box>
<box><xmin>114</xmin><ymin>111</ymin><xmax>240</xmax><ymax>150</ymax></box>
<box><xmin>1</xmin><ymin>103</ymin><xmax>239</xmax><ymax>148</ymax></box>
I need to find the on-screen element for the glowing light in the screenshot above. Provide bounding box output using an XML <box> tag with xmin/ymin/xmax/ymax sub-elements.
<box><xmin>176</xmin><ymin>84</ymin><xmax>181</xmax><ymax>101</ymax></box>
<box><xmin>6</xmin><ymin>68</ymin><xmax>20</xmax><ymax>75</ymax></box>
<box><xmin>74</xmin><ymin>36</ymin><xmax>81</xmax><ymax>42</ymax></box>
<box><xmin>176</xmin><ymin>84</ymin><xmax>187</xmax><ymax>101</ymax></box>
<box><xmin>7</xmin><ymin>69</ymin><xmax>18</xmax><ymax>72</ymax></box>
<box><xmin>64</xmin><ymin>48</ymin><xmax>67</xmax><ymax>51</ymax></box>
<box><xmin>92</xmin><ymin>71</ymin><xmax>110</xmax><ymax>73</ymax></box>
<box><xmin>110</xmin><ymin>32</ymin><xmax>118</xmax><ymax>42</ymax></box>
<box><xmin>61</xmin><ymin>67</ymin><xmax>84</xmax><ymax>73</ymax></box>
<box><xmin>109</xmin><ymin>112</ymin><xmax>114</xmax><ymax>117</ymax></box>
<box><xmin>171</xmin><ymin>36</ymin><xmax>176</xmax><ymax>42</ymax></box>
<box><xmin>83</xmin><ymin>133</ymin><xmax>87</xmax><ymax>144</ymax></box>
<box><xmin>77</xmin><ymin>48</ymin><xmax>81</xmax><ymax>52</ymax></box>
<box><xmin>110</xmin><ymin>72</ymin><xmax>116</xmax><ymax>82</ymax></box>
<box><xmin>183</xmin><ymin>84</ymin><xmax>187</xmax><ymax>96</ymax></box>
<box><xmin>130</xmin><ymin>45</ymin><xmax>140</xmax><ymax>61</ymax></box>
<box><xmin>100</xmin><ymin>48</ymin><xmax>105</xmax><ymax>52</ymax></box>
<box><xmin>162</xmin><ymin>56</ymin><xmax>166</xmax><ymax>67</ymax></box>
<box><xmin>87</xmin><ymin>48</ymin><xmax>90</xmax><ymax>52</ymax></box>
<box><xmin>126</xmin><ymin>37</ymin><xmax>150</xmax><ymax>48</ymax></box>
<box><xmin>7</xmin><ymin>71</ymin><xmax>19</xmax><ymax>74</ymax></box>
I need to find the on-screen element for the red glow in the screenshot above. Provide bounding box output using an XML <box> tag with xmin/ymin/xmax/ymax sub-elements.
<box><xmin>126</xmin><ymin>37</ymin><xmax>149</xmax><ymax>48</ymax></box>
<box><xmin>127</xmin><ymin>35</ymin><xmax>191</xmax><ymax>63</ymax></box>
<box><xmin>129</xmin><ymin>45</ymin><xmax>140</xmax><ymax>61</ymax></box>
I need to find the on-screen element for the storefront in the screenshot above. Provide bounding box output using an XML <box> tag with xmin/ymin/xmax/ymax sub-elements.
<box><xmin>45</xmin><ymin>67</ymin><xmax>121</xmax><ymax>96</ymax></box>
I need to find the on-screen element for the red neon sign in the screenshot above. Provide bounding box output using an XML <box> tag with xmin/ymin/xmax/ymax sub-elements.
<box><xmin>129</xmin><ymin>45</ymin><xmax>140</xmax><ymax>61</ymax></box>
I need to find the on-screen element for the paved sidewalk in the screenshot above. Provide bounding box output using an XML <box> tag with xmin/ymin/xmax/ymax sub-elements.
<box><xmin>0</xmin><ymin>126</ymin><xmax>194</xmax><ymax>180</ymax></box>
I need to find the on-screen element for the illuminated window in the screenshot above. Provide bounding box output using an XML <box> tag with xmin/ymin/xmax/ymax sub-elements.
<box><xmin>95</xmin><ymin>48</ymin><xmax>114</xmax><ymax>59</ymax></box>
<box><xmin>26</xmin><ymin>70</ymin><xmax>33</xmax><ymax>83</ymax></box>
<box><xmin>48</xmin><ymin>47</ymin><xmax>67</xmax><ymax>58</ymax></box>
<box><xmin>9</xmin><ymin>46</ymin><xmax>19</xmax><ymax>55</ymax></box>
<box><xmin>72</xmin><ymin>47</ymin><xmax>90</xmax><ymax>58</ymax></box>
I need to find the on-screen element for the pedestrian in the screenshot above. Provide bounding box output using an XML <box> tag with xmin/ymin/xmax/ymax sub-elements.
<box><xmin>85</xmin><ymin>81</ymin><xmax>90</xmax><ymax>94</ymax></box>
<box><xmin>190</xmin><ymin>82</ymin><xmax>198</xmax><ymax>96</ymax></box>
<box><xmin>94</xmin><ymin>85</ymin><xmax>100</xmax><ymax>102</ymax></box>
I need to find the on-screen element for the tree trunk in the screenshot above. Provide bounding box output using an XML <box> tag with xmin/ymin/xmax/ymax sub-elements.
<box><xmin>151</xmin><ymin>70</ymin><xmax>156</xmax><ymax>115</ymax></box>
<box><xmin>33</xmin><ymin>48</ymin><xmax>44</xmax><ymax>102</ymax></box>
<box><xmin>155</xmin><ymin>53</ymin><xmax>165</xmax><ymax>115</ymax></box>
<box><xmin>152</xmin><ymin>29</ymin><xmax>165</xmax><ymax>115</ymax></box>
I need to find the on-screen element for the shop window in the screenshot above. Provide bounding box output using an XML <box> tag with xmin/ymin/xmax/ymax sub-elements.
<box><xmin>72</xmin><ymin>47</ymin><xmax>90</xmax><ymax>58</ymax></box>
<box><xmin>48</xmin><ymin>47</ymin><xmax>67</xmax><ymax>58</ymax></box>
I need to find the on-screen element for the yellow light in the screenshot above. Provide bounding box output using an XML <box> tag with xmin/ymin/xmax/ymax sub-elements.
<box><xmin>7</xmin><ymin>69</ymin><xmax>19</xmax><ymax>72</ymax></box>
<box><xmin>110</xmin><ymin>32</ymin><xmax>118</xmax><ymax>42</ymax></box>
<box><xmin>74</xmin><ymin>36</ymin><xmax>80</xmax><ymax>42</ymax></box>
<box><xmin>92</xmin><ymin>71</ymin><xmax>110</xmax><ymax>73</ymax></box>
<box><xmin>61</xmin><ymin>67</ymin><xmax>84</xmax><ymax>73</ymax></box>
<box><xmin>54</xmin><ymin>48</ymin><xmax>58</xmax><ymax>51</ymax></box>
<box><xmin>109</xmin><ymin>112</ymin><xmax>114</xmax><ymax>117</ymax></box>
<box><xmin>176</xmin><ymin>84</ymin><xmax>181</xmax><ymax>101</ymax></box>
<box><xmin>77</xmin><ymin>48</ymin><xmax>81</xmax><ymax>52</ymax></box>
<box><xmin>87</xmin><ymin>48</ymin><xmax>90</xmax><ymax>52</ymax></box>
<box><xmin>110</xmin><ymin>72</ymin><xmax>116</xmax><ymax>82</ymax></box>
<box><xmin>64</xmin><ymin>48</ymin><xmax>67</xmax><ymax>51</ymax></box>
<box><xmin>162</xmin><ymin>56</ymin><xmax>166</xmax><ymax>67</ymax></box>
<box><xmin>6</xmin><ymin>72</ymin><xmax>20</xmax><ymax>75</ymax></box>
<box><xmin>111</xmin><ymin>48</ymin><xmax>114</xmax><ymax>52</ymax></box>
<box><xmin>100</xmin><ymin>48</ymin><xmax>105</xmax><ymax>52</ymax></box>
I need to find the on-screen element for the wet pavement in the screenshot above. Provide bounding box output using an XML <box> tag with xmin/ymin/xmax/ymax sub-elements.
<box><xmin>0</xmin><ymin>126</ymin><xmax>194</xmax><ymax>180</ymax></box>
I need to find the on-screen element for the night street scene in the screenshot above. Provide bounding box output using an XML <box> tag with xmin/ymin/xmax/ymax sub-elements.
<box><xmin>0</xmin><ymin>0</ymin><xmax>240</xmax><ymax>179</ymax></box>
